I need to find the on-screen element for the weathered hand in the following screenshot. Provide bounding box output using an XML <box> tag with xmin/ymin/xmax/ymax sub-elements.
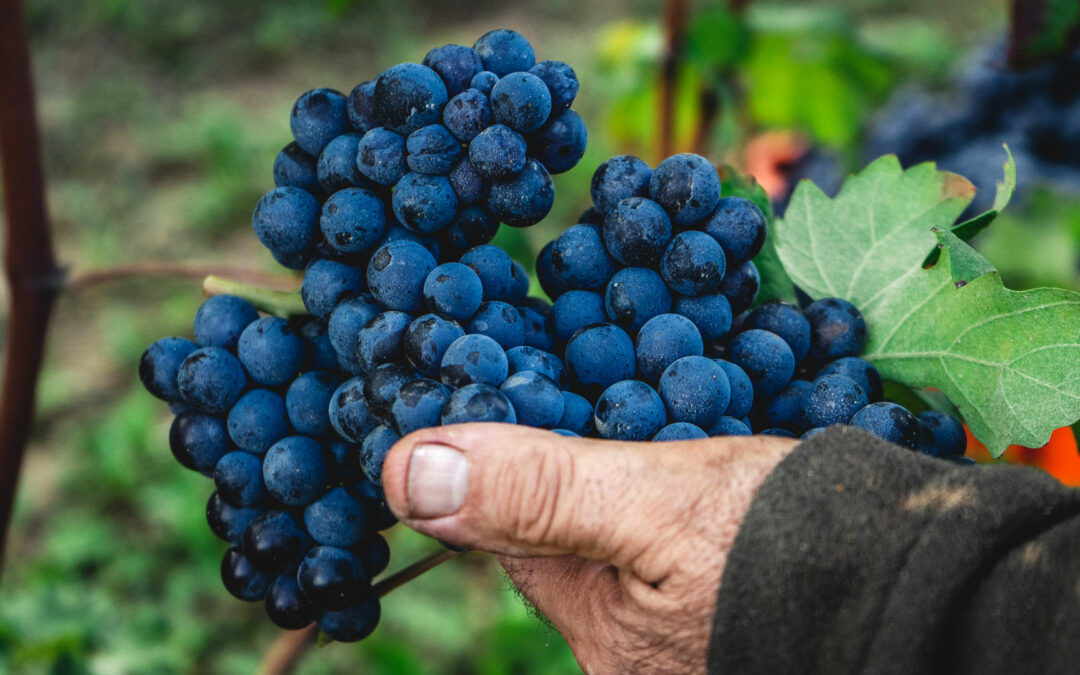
<box><xmin>381</xmin><ymin>423</ymin><xmax>795</xmax><ymax>674</ymax></box>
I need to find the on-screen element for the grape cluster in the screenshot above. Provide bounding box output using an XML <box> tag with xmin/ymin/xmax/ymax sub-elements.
<box><xmin>866</xmin><ymin>42</ymin><xmax>1080</xmax><ymax>213</ymax></box>
<box><xmin>139</xmin><ymin>29</ymin><xmax>587</xmax><ymax>642</ymax></box>
<box><xmin>531</xmin><ymin>154</ymin><xmax>971</xmax><ymax>460</ymax></box>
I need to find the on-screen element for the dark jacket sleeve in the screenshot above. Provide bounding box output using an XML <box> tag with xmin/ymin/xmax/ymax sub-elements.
<box><xmin>708</xmin><ymin>425</ymin><xmax>1080</xmax><ymax>675</ymax></box>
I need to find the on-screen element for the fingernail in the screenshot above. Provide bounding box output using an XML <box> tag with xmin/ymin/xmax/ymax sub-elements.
<box><xmin>407</xmin><ymin>443</ymin><xmax>470</xmax><ymax>518</ymax></box>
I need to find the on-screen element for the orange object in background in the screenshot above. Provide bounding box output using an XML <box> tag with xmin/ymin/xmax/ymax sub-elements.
<box><xmin>965</xmin><ymin>426</ymin><xmax>1080</xmax><ymax>486</ymax></box>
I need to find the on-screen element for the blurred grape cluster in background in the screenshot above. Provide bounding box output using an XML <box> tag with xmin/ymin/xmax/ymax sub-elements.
<box><xmin>1</xmin><ymin>0</ymin><xmax>1078</xmax><ymax>672</ymax></box>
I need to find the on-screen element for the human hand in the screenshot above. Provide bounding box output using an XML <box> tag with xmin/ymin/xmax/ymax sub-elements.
<box><xmin>380</xmin><ymin>423</ymin><xmax>796</xmax><ymax>674</ymax></box>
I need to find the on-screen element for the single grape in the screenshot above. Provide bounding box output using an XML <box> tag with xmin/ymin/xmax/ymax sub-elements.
<box><xmin>301</xmin><ymin>320</ymin><xmax>339</xmax><ymax>372</ymax></box>
<box><xmin>423</xmin><ymin>44</ymin><xmax>483</xmax><ymax>97</ymax></box>
<box><xmin>490</xmin><ymin>71</ymin><xmax>552</xmax><ymax>133</ymax></box>
<box><xmin>556</xmin><ymin>391</ymin><xmax>595</xmax><ymax>436</ymax></box>
<box><xmin>243</xmin><ymin>510</ymin><xmax>309</xmax><ymax>575</ymax></box>
<box><xmin>506</xmin><ymin>345</ymin><xmax>563</xmax><ymax>383</ymax></box>
<box><xmin>718</xmin><ymin>260</ymin><xmax>760</xmax><ymax>316</ymax></box>
<box><xmin>356</xmin><ymin>311</ymin><xmax>413</xmax><ymax>373</ymax></box>
<box><xmin>805</xmin><ymin>298</ymin><xmax>867</xmax><ymax>362</ymax></box>
<box><xmin>222</xmin><ymin>546</ymin><xmax>271</xmax><ymax>602</ymax></box>
<box><xmin>470</xmin><ymin>71</ymin><xmax>499</xmax><ymax>95</ymax></box>
<box><xmin>529</xmin><ymin>60</ymin><xmax>578</xmax><ymax>110</ymax></box>
<box><xmin>265</xmin><ymin>575</ymin><xmax>317</xmax><ymax>630</ymax></box>
<box><xmin>441</xmin><ymin>383</ymin><xmax>518</xmax><ymax>425</ymax></box>
<box><xmin>367</xmin><ymin>241</ymin><xmax>437</xmax><ymax>312</ymax></box>
<box><xmin>298</xmin><ymin>546</ymin><xmax>368</xmax><ymax>611</ymax></box>
<box><xmin>648</xmin><ymin>153</ymin><xmax>721</xmax><ymax>227</ymax></box>
<box><xmin>658</xmin><ymin>355</ymin><xmax>730</xmax><ymax>430</ymax></box>
<box><xmin>317</xmin><ymin>132</ymin><xmax>367</xmax><ymax>192</ymax></box>
<box><xmin>526</xmin><ymin>109</ymin><xmax>587</xmax><ymax>174</ymax></box>
<box><xmin>673</xmin><ymin>292</ymin><xmax>732</xmax><ymax>345</ymax></box>
<box><xmin>553</xmin><ymin>290</ymin><xmax>606</xmax><ymax>343</ymax></box>
<box><xmin>578</xmin><ymin>206</ymin><xmax>605</xmax><ymax>226</ymax></box>
<box><xmin>403</xmin><ymin>314</ymin><xmax>466</xmax><ymax>377</ymax></box>
<box><xmin>193</xmin><ymin>295</ymin><xmax>259</xmax><ymax>351</ymax></box>
<box><xmin>535</xmin><ymin>241</ymin><xmax>570</xmax><ymax>300</ymax></box>
<box><xmin>286</xmin><ymin>371</ymin><xmax>340</xmax><ymax>437</ymax></box>
<box><xmin>447</xmin><ymin>158</ymin><xmax>491</xmax><ymax>205</ymax></box>
<box><xmin>519</xmin><ymin>305</ymin><xmax>555</xmax><ymax>351</ymax></box>
<box><xmin>373</xmin><ymin>63</ymin><xmax>449</xmax><ymax>135</ymax></box>
<box><xmin>227</xmin><ymin>389</ymin><xmax>290</xmax><ymax>455</ymax></box>
<box><xmin>358</xmin><ymin>534</ymin><xmax>391</xmax><ymax>578</ymax></box>
<box><xmin>290</xmin><ymin>88</ymin><xmax>349</xmax><ymax>156</ymax></box>
<box><xmin>594</xmin><ymin>380</ymin><xmax>667</xmax><ymax>441</ymax></box>
<box><xmin>473</xmin><ymin>29</ymin><xmax>536</xmax><ymax>76</ymax></box>
<box><xmin>460</xmin><ymin>244</ymin><xmax>516</xmax><ymax>301</ymax></box>
<box><xmin>466</xmin><ymin>301</ymin><xmax>526</xmax><ymax>349</ymax></box>
<box><xmin>635</xmin><ymin>313</ymin><xmax>704</xmax><ymax>383</ymax></box>
<box><xmin>357</xmin><ymin>127</ymin><xmax>407</xmax><ymax>186</ymax></box>
<box><xmin>654</xmin><ymin>422</ymin><xmax>708</xmax><ymax>441</ymax></box>
<box><xmin>850</xmin><ymin>402</ymin><xmax>922</xmax><ymax>450</ymax></box>
<box><xmin>377</xmin><ymin>222</ymin><xmax>440</xmax><ymax>259</ymax></box>
<box><xmin>605</xmin><ymin>267</ymin><xmax>673</xmax><ymax>333</ymax></box>
<box><xmin>177</xmin><ymin>347</ymin><xmax>247</xmax><ymax>414</ymax></box>
<box><xmin>301</xmin><ymin>259</ymin><xmax>365</xmax><ymax>319</ymax></box>
<box><xmin>237</xmin><ymin>317</ymin><xmax>304</xmax><ymax>387</ymax></box>
<box><xmin>440</xmin><ymin>333</ymin><xmax>509</xmax><ymax>388</ymax></box>
<box><xmin>590</xmin><ymin>155</ymin><xmax>653</xmax><ymax>215</ymax></box>
<box><xmin>346</xmin><ymin>81</ymin><xmax>378</xmax><ymax>132</ymax></box>
<box><xmin>327</xmin><ymin>294</ymin><xmax>380</xmax><ymax>362</ymax></box>
<box><xmin>388</xmin><ymin>378</ymin><xmax>452</xmax><ymax>435</ymax></box>
<box><xmin>549</xmin><ymin>224</ymin><xmax>618</xmax><ymax>291</ymax></box>
<box><xmin>318</xmin><ymin>595</ymin><xmax>381</xmax><ymax>643</ymax></box>
<box><xmin>443</xmin><ymin>88</ymin><xmax>493</xmax><ymax>143</ymax></box>
<box><xmin>392</xmin><ymin>172</ymin><xmax>458</xmax><ymax>234</ymax></box>
<box><xmin>406</xmin><ymin>124</ymin><xmax>462</xmax><ymax>175</ymax></box>
<box><xmin>359</xmin><ymin>425</ymin><xmax>401</xmax><ymax>484</ymax></box>
<box><xmin>207</xmin><ymin>492</ymin><xmax>263</xmax><ymax>544</ymax></box>
<box><xmin>603</xmin><ymin>197</ymin><xmax>672</xmax><ymax>267</ymax></box>
<box><xmin>708</xmin><ymin>416</ymin><xmax>752</xmax><ymax>437</ymax></box>
<box><xmin>273</xmin><ymin>141</ymin><xmax>322</xmax><ymax>195</ymax></box>
<box><xmin>818</xmin><ymin>357</ymin><xmax>883</xmax><ymax>403</ymax></box>
<box><xmin>500</xmin><ymin>370</ymin><xmax>564</xmax><ymax>428</ymax></box>
<box><xmin>139</xmin><ymin>337</ymin><xmax>197</xmax><ymax>402</ymax></box>
<box><xmin>659</xmin><ymin>231</ymin><xmax>726</xmax><ymax>297</ymax></box>
<box><xmin>727</xmin><ymin>329</ymin><xmax>795</xmax><ymax>398</ymax></box>
<box><xmin>469</xmin><ymin>124</ymin><xmax>527</xmax><ymax>179</ymax></box>
<box><xmin>329</xmin><ymin>377</ymin><xmax>379</xmax><ymax>444</ymax></box>
<box><xmin>305</xmin><ymin>487</ymin><xmax>370</xmax><ymax>548</ymax></box>
<box><xmin>263</xmin><ymin>436</ymin><xmax>328</xmax><ymax>506</ymax></box>
<box><xmin>701</xmin><ymin>196</ymin><xmax>768</xmax><ymax>265</ymax></box>
<box><xmin>361</xmin><ymin>363</ymin><xmax>415</xmax><ymax>421</ymax></box>
<box><xmin>320</xmin><ymin>187</ymin><xmax>387</xmax><ymax>255</ymax></box>
<box><xmin>488</xmin><ymin>158</ymin><xmax>554</xmax><ymax>227</ymax></box>
<box><xmin>715</xmin><ymin>359</ymin><xmax>754</xmax><ymax>419</ymax></box>
<box><xmin>758</xmin><ymin>380</ymin><xmax>813</xmax><ymax>434</ymax></box>
<box><xmin>214</xmin><ymin>451</ymin><xmax>267</xmax><ymax>507</ymax></box>
<box><xmin>744</xmin><ymin>301</ymin><xmax>811</xmax><ymax>363</ymax></box>
<box><xmin>564</xmin><ymin>323</ymin><xmax>636</xmax><ymax>398</ymax></box>
<box><xmin>918</xmin><ymin>410</ymin><xmax>967</xmax><ymax>457</ymax></box>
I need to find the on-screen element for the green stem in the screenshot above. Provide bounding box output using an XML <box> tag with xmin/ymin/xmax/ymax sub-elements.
<box><xmin>203</xmin><ymin>274</ymin><xmax>306</xmax><ymax>318</ymax></box>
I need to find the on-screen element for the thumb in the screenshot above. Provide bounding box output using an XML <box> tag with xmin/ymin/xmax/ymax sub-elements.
<box><xmin>380</xmin><ymin>422</ymin><xmax>786</xmax><ymax>581</ymax></box>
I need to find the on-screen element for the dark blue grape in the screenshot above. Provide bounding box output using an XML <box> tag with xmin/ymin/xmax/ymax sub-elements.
<box><xmin>301</xmin><ymin>320</ymin><xmax>338</xmax><ymax>371</ymax></box>
<box><xmin>447</xmin><ymin>158</ymin><xmax>491</xmax><ymax>205</ymax></box>
<box><xmin>443</xmin><ymin>89</ymin><xmax>493</xmax><ymax>143</ymax></box>
<box><xmin>377</xmin><ymin>222</ymin><xmax>440</xmax><ymax>259</ymax></box>
<box><xmin>374</xmin><ymin>63</ymin><xmax>449</xmax><ymax>135</ymax></box>
<box><xmin>578</xmin><ymin>206</ymin><xmax>605</xmax><ymax>226</ymax></box>
<box><xmin>357</xmin><ymin>127</ymin><xmax>407</xmax><ymax>186</ymax></box>
<box><xmin>674</xmin><ymin>292</ymin><xmax>732</xmax><ymax>345</ymax></box>
<box><xmin>460</xmin><ymin>244</ymin><xmax>516</xmax><ymax>300</ymax></box>
<box><xmin>535</xmin><ymin>241</ymin><xmax>569</xmax><ymax>300</ymax></box>
<box><xmin>227</xmin><ymin>389</ymin><xmax>290</xmax><ymax>455</ymax></box>
<box><xmin>728</xmin><ymin>329</ymin><xmax>795</xmax><ymax>398</ymax></box>
<box><xmin>565</xmin><ymin>323</ymin><xmax>636</xmax><ymax>397</ymax></box>
<box><xmin>243</xmin><ymin>510</ymin><xmax>309</xmax><ymax>575</ymax></box>
<box><xmin>549</xmin><ymin>224</ymin><xmax>618</xmax><ymax>291</ymax></box>
<box><xmin>818</xmin><ymin>357</ymin><xmax>883</xmax><ymax>403</ymax></box>
<box><xmin>263</xmin><ymin>436</ymin><xmax>328</xmax><ymax>506</ymax></box>
<box><xmin>326</xmin><ymin>439</ymin><xmax>362</xmax><ymax>484</ymax></box>
<box><xmin>760</xmin><ymin>428</ymin><xmax>797</xmax><ymax>438</ymax></box>
<box><xmin>654</xmin><ymin>422</ymin><xmax>708</xmax><ymax>441</ymax></box>
<box><xmin>358</xmin><ymin>534</ymin><xmax>391</xmax><ymax>577</ymax></box>
<box><xmin>388</xmin><ymin>378</ymin><xmax>452</xmax><ymax>435</ymax></box>
<box><xmin>473</xmin><ymin>29</ymin><xmax>536</xmax><ymax>76</ymax></box>
<box><xmin>708</xmin><ymin>416</ymin><xmax>752</xmax><ymax>437</ymax></box>
<box><xmin>170</xmin><ymin>411</ymin><xmax>231</xmax><ymax>475</ymax></box>
<box><xmin>406</xmin><ymin>124</ymin><xmax>462</xmax><ymax>175</ymax></box>
<box><xmin>527</xmin><ymin>109</ymin><xmax>587</xmax><ymax>174</ymax></box>
<box><xmin>404</xmin><ymin>314</ymin><xmax>466</xmax><ymax>377</ymax></box>
<box><xmin>252</xmin><ymin>187</ymin><xmax>320</xmax><ymax>267</ymax></box>
<box><xmin>298</xmin><ymin>546</ymin><xmax>368</xmax><ymax>611</ymax></box>
<box><xmin>528</xmin><ymin>60</ymin><xmax>578</xmax><ymax>110</ymax></box>
<box><xmin>302</xmin><ymin>259</ymin><xmax>365</xmax><ymax>319</ymax></box>
<box><xmin>317</xmin><ymin>133</ymin><xmax>367</xmax><ymax>192</ymax></box>
<box><xmin>440</xmin><ymin>333</ymin><xmax>509</xmax><ymax>388</ymax></box>
<box><xmin>392</xmin><ymin>172</ymin><xmax>458</xmax><ymax>234</ymax></box>
<box><xmin>318</xmin><ymin>595</ymin><xmax>381</xmax><ymax>642</ymax></box>
<box><xmin>423</xmin><ymin>44</ymin><xmax>483</xmax><ymax>97</ymax></box>
<box><xmin>286</xmin><ymin>371</ymin><xmax>339</xmax><ymax>437</ymax></box>
<box><xmin>659</xmin><ymin>231</ymin><xmax>726</xmax><ymax>297</ymax></box>
<box><xmin>714</xmin><ymin>360</ymin><xmax>753</xmax><ymax>419</ymax></box>
<box><xmin>604</xmin><ymin>267</ymin><xmax>672</xmax><ymax>333</ymax></box>
<box><xmin>702</xmin><ymin>197</ymin><xmax>767</xmax><ymax>265</ymax></box>
<box><xmin>506</xmin><ymin>345</ymin><xmax>562</xmax><ymax>383</ymax></box>
<box><xmin>329</xmin><ymin>377</ymin><xmax>379</xmax><ymax>444</ymax></box>
<box><xmin>658</xmin><ymin>355</ymin><xmax>730</xmax><ymax>429</ymax></box>
<box><xmin>805</xmin><ymin>298</ymin><xmax>867</xmax><ymax>362</ymax></box>
<box><xmin>801</xmin><ymin>427</ymin><xmax>827</xmax><ymax>440</ymax></box>
<box><xmin>305</xmin><ymin>487</ymin><xmax>369</xmax><ymax>548</ymax></box>
<box><xmin>320</xmin><ymin>187</ymin><xmax>387</xmax><ymax>254</ymax></box>
<box><xmin>918</xmin><ymin>410</ymin><xmax>967</xmax><ymax>458</ymax></box>
<box><xmin>327</xmin><ymin>294</ymin><xmax>380</xmax><ymax>359</ymax></box>
<box><xmin>222</xmin><ymin>546</ymin><xmax>270</xmax><ymax>601</ymax></box>
<box><xmin>557</xmin><ymin>391</ymin><xmax>595</xmax><ymax>435</ymax></box>
<box><xmin>745</xmin><ymin>301</ymin><xmax>811</xmax><ymax>363</ymax></box>
<box><xmin>800</xmin><ymin>374</ymin><xmax>868</xmax><ymax>428</ymax></box>
<box><xmin>441</xmin><ymin>383</ymin><xmax>518</xmax><ymax>425</ymax></box>
<box><xmin>500</xmin><ymin>370</ymin><xmax>564</xmax><ymax>428</ymax></box>
<box><xmin>718</xmin><ymin>259</ymin><xmax>760</xmax><ymax>315</ymax></box>
<box><xmin>359</xmin><ymin>425</ymin><xmax>401</xmax><ymax>485</ymax></box>
<box><xmin>635</xmin><ymin>313</ymin><xmax>704</xmax><ymax>383</ymax></box>
<box><xmin>193</xmin><ymin>296</ymin><xmax>259</xmax><ymax>352</ymax></box>
<box><xmin>470</xmin><ymin>70</ymin><xmax>499</xmax><ymax>95</ymax></box>
<box><xmin>441</xmin><ymin>207</ymin><xmax>498</xmax><ymax>261</ymax></box>
<box><xmin>519</xmin><ymin>306</ymin><xmax>555</xmax><ymax>351</ymax></box>
<box><xmin>520</xmin><ymin>296</ymin><xmax>553</xmax><ymax>318</ymax></box>
<box><xmin>758</xmin><ymin>380</ymin><xmax>812</xmax><ymax>433</ymax></box>
<box><xmin>850</xmin><ymin>402</ymin><xmax>922</xmax><ymax>450</ymax></box>
<box><xmin>490</xmin><ymin>71</ymin><xmax>552</xmax><ymax>133</ymax></box>
<box><xmin>423</xmin><ymin>262</ymin><xmax>484</xmax><ymax>320</ymax></box>
<box><xmin>346</xmin><ymin>81</ymin><xmax>377</xmax><ymax>132</ymax></box>
<box><xmin>214</xmin><ymin>451</ymin><xmax>266</xmax><ymax>507</ymax></box>
<box><xmin>595</xmin><ymin>380</ymin><xmax>667</xmax><ymax>440</ymax></box>
<box><xmin>648</xmin><ymin>153</ymin><xmax>721</xmax><ymax>227</ymax></box>
<box><xmin>488</xmin><ymin>158</ymin><xmax>554</xmax><ymax>227</ymax></box>
<box><xmin>362</xmin><ymin>363</ymin><xmax>415</xmax><ymax>420</ymax></box>
<box><xmin>273</xmin><ymin>142</ymin><xmax>322</xmax><ymax>195</ymax></box>
<box><xmin>177</xmin><ymin>347</ymin><xmax>247</xmax><ymax>414</ymax></box>
<box><xmin>367</xmin><ymin>241</ymin><xmax>437</xmax><ymax>312</ymax></box>
<box><xmin>265</xmin><ymin>575</ymin><xmax>317</xmax><ymax>630</ymax></box>
<box><xmin>291</xmin><ymin>88</ymin><xmax>349</xmax><ymax>156</ymax></box>
<box><xmin>140</xmin><ymin>337</ymin><xmax>197</xmax><ymax>402</ymax></box>
<box><xmin>469</xmin><ymin>124</ymin><xmax>527</xmax><ymax>179</ymax></box>
<box><xmin>591</xmin><ymin>155</ymin><xmax>653</xmax><ymax>215</ymax></box>
<box><xmin>207</xmin><ymin>491</ymin><xmax>263</xmax><ymax>544</ymax></box>
<box><xmin>552</xmin><ymin>290</ymin><xmax>605</xmax><ymax>343</ymax></box>
<box><xmin>603</xmin><ymin>197</ymin><xmax>672</xmax><ymax>267</ymax></box>
<box><xmin>238</xmin><ymin>317</ymin><xmax>304</xmax><ymax>387</ymax></box>
<box><xmin>466</xmin><ymin>301</ymin><xmax>525</xmax><ymax>349</ymax></box>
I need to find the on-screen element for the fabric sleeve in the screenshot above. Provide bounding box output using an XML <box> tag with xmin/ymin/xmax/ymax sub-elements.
<box><xmin>708</xmin><ymin>425</ymin><xmax>1080</xmax><ymax>675</ymax></box>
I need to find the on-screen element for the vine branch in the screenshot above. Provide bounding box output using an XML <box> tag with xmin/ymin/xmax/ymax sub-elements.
<box><xmin>68</xmin><ymin>261</ymin><xmax>296</xmax><ymax>292</ymax></box>
<box><xmin>658</xmin><ymin>0</ymin><xmax>689</xmax><ymax>160</ymax></box>
<box><xmin>0</xmin><ymin>0</ymin><xmax>59</xmax><ymax>574</ymax></box>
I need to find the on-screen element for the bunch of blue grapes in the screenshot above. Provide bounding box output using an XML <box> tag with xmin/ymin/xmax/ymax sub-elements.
<box><xmin>528</xmin><ymin>152</ymin><xmax>971</xmax><ymax>460</ymax></box>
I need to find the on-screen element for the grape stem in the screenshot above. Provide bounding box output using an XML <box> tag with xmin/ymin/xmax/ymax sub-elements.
<box><xmin>257</xmin><ymin>548</ymin><xmax>465</xmax><ymax>675</ymax></box>
<box><xmin>658</xmin><ymin>0</ymin><xmax>689</xmax><ymax>160</ymax></box>
<box><xmin>67</xmin><ymin>262</ymin><xmax>297</xmax><ymax>292</ymax></box>
<box><xmin>203</xmin><ymin>274</ymin><xmax>306</xmax><ymax>318</ymax></box>
<box><xmin>0</xmin><ymin>0</ymin><xmax>60</xmax><ymax>576</ymax></box>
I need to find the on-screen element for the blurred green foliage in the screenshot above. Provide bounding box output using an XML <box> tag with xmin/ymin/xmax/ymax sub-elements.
<box><xmin>3</xmin><ymin>0</ymin><xmax>1079</xmax><ymax>672</ymax></box>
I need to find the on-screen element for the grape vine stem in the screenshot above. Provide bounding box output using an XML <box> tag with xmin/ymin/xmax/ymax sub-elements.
<box><xmin>0</xmin><ymin>0</ymin><xmax>59</xmax><ymax>575</ymax></box>
<box><xmin>658</xmin><ymin>0</ymin><xmax>689</xmax><ymax>160</ymax></box>
<box><xmin>67</xmin><ymin>262</ymin><xmax>296</xmax><ymax>292</ymax></box>
<box><xmin>258</xmin><ymin>549</ymin><xmax>464</xmax><ymax>675</ymax></box>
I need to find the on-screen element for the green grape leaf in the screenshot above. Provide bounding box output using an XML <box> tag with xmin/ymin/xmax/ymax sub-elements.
<box><xmin>718</xmin><ymin>165</ymin><xmax>795</xmax><ymax>305</ymax></box>
<box><xmin>773</xmin><ymin>158</ymin><xmax>1080</xmax><ymax>456</ymax></box>
<box><xmin>862</xmin><ymin>233</ymin><xmax>1080</xmax><ymax>456</ymax></box>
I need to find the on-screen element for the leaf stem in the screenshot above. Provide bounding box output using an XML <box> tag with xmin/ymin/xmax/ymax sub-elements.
<box><xmin>203</xmin><ymin>274</ymin><xmax>305</xmax><ymax>318</ymax></box>
<box><xmin>67</xmin><ymin>262</ymin><xmax>296</xmax><ymax>292</ymax></box>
